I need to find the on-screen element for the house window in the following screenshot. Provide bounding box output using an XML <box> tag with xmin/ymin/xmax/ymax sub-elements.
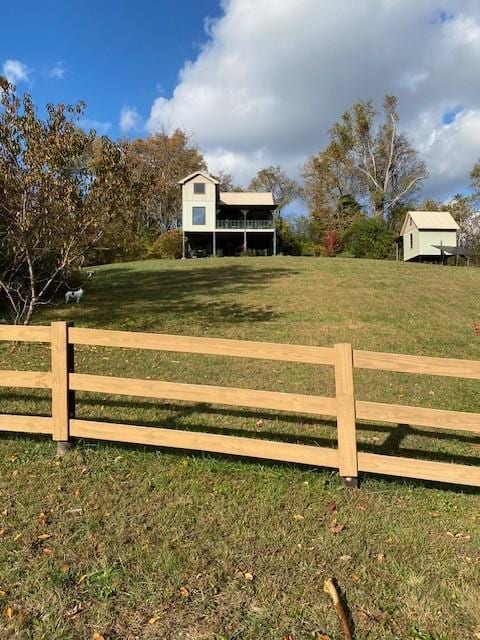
<box><xmin>410</xmin><ymin>233</ymin><xmax>413</xmax><ymax>249</ymax></box>
<box><xmin>192</xmin><ymin>206</ymin><xmax>206</xmax><ymax>225</ymax></box>
<box><xmin>193</xmin><ymin>182</ymin><xmax>205</xmax><ymax>194</ymax></box>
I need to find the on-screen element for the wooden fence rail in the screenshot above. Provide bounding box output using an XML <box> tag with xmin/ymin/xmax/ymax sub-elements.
<box><xmin>0</xmin><ymin>322</ymin><xmax>479</xmax><ymax>488</ymax></box>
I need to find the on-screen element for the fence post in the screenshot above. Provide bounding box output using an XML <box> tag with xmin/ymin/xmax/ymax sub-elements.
<box><xmin>51</xmin><ymin>321</ymin><xmax>74</xmax><ymax>455</ymax></box>
<box><xmin>334</xmin><ymin>343</ymin><xmax>358</xmax><ymax>487</ymax></box>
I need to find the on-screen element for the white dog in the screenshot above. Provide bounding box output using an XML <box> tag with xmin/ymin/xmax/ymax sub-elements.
<box><xmin>65</xmin><ymin>288</ymin><xmax>84</xmax><ymax>304</ymax></box>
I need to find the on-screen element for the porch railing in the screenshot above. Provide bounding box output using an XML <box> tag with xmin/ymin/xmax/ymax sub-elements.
<box><xmin>216</xmin><ymin>219</ymin><xmax>274</xmax><ymax>229</ymax></box>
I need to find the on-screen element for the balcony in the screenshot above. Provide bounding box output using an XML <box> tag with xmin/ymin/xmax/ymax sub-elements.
<box><xmin>216</xmin><ymin>219</ymin><xmax>274</xmax><ymax>230</ymax></box>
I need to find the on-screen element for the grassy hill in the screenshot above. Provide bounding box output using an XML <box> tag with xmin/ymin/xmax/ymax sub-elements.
<box><xmin>0</xmin><ymin>257</ymin><xmax>479</xmax><ymax>639</ymax></box>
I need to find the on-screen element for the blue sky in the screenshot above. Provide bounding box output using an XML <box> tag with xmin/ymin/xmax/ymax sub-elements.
<box><xmin>2</xmin><ymin>0</ymin><xmax>480</xmax><ymax>203</ymax></box>
<box><xmin>1</xmin><ymin>0</ymin><xmax>222</xmax><ymax>137</ymax></box>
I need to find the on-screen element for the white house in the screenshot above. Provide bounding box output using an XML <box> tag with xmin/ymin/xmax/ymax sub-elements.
<box><xmin>178</xmin><ymin>171</ymin><xmax>278</xmax><ymax>258</ymax></box>
<box><xmin>399</xmin><ymin>211</ymin><xmax>460</xmax><ymax>262</ymax></box>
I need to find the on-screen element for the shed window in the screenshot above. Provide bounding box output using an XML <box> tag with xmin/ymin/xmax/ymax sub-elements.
<box><xmin>410</xmin><ymin>233</ymin><xmax>413</xmax><ymax>249</ymax></box>
<box><xmin>193</xmin><ymin>182</ymin><xmax>205</xmax><ymax>194</ymax></box>
<box><xmin>192</xmin><ymin>206</ymin><xmax>206</xmax><ymax>225</ymax></box>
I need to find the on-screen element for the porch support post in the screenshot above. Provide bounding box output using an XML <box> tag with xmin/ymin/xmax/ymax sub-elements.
<box><xmin>273</xmin><ymin>228</ymin><xmax>277</xmax><ymax>256</ymax></box>
<box><xmin>182</xmin><ymin>230</ymin><xmax>186</xmax><ymax>259</ymax></box>
<box><xmin>213</xmin><ymin>231</ymin><xmax>216</xmax><ymax>257</ymax></box>
<box><xmin>241</xmin><ymin>209</ymin><xmax>249</xmax><ymax>256</ymax></box>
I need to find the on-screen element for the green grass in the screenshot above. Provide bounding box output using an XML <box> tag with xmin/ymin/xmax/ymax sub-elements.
<box><xmin>0</xmin><ymin>256</ymin><xmax>479</xmax><ymax>639</ymax></box>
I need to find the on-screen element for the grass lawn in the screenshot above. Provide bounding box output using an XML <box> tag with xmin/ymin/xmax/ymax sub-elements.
<box><xmin>0</xmin><ymin>256</ymin><xmax>479</xmax><ymax>639</ymax></box>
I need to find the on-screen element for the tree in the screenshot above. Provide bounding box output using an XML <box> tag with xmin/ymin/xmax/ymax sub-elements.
<box><xmin>249</xmin><ymin>165</ymin><xmax>299</xmax><ymax>211</ymax></box>
<box><xmin>126</xmin><ymin>128</ymin><xmax>206</xmax><ymax>232</ymax></box>
<box><xmin>471</xmin><ymin>160</ymin><xmax>480</xmax><ymax>203</ymax></box>
<box><xmin>343</xmin><ymin>218</ymin><xmax>395</xmax><ymax>259</ymax></box>
<box><xmin>303</xmin><ymin>143</ymin><xmax>364</xmax><ymax>233</ymax></box>
<box><xmin>0</xmin><ymin>77</ymin><xmax>133</xmax><ymax>324</ymax></box>
<box><xmin>315</xmin><ymin>95</ymin><xmax>428</xmax><ymax>219</ymax></box>
<box><xmin>212</xmin><ymin>170</ymin><xmax>245</xmax><ymax>192</ymax></box>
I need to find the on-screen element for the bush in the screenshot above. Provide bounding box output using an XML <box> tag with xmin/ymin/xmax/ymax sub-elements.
<box><xmin>147</xmin><ymin>229</ymin><xmax>183</xmax><ymax>259</ymax></box>
<box><xmin>323</xmin><ymin>230</ymin><xmax>342</xmax><ymax>256</ymax></box>
<box><xmin>343</xmin><ymin>218</ymin><xmax>395</xmax><ymax>260</ymax></box>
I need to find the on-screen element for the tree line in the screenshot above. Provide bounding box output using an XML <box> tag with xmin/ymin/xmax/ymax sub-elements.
<box><xmin>1</xmin><ymin>78</ymin><xmax>479</xmax><ymax>323</ymax></box>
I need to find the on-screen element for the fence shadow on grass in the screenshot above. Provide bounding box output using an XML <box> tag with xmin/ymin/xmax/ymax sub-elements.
<box><xmin>3</xmin><ymin>390</ymin><xmax>480</xmax><ymax>468</ymax></box>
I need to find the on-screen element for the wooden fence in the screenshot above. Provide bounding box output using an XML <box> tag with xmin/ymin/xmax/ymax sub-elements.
<box><xmin>1</xmin><ymin>321</ymin><xmax>479</xmax><ymax>488</ymax></box>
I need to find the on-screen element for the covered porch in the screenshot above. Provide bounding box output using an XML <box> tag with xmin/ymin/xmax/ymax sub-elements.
<box><xmin>183</xmin><ymin>230</ymin><xmax>276</xmax><ymax>258</ymax></box>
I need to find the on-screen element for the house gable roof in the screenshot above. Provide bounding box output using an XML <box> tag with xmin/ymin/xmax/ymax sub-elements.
<box><xmin>177</xmin><ymin>171</ymin><xmax>219</xmax><ymax>185</ymax></box>
<box><xmin>219</xmin><ymin>191</ymin><xmax>275</xmax><ymax>206</ymax></box>
<box><xmin>401</xmin><ymin>210</ymin><xmax>460</xmax><ymax>235</ymax></box>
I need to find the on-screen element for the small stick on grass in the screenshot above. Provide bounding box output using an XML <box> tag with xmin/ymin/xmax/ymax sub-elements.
<box><xmin>323</xmin><ymin>577</ymin><xmax>352</xmax><ymax>640</ymax></box>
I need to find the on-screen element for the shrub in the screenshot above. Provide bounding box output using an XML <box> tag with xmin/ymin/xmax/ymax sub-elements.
<box><xmin>148</xmin><ymin>229</ymin><xmax>183</xmax><ymax>259</ymax></box>
<box><xmin>323</xmin><ymin>230</ymin><xmax>342</xmax><ymax>256</ymax></box>
<box><xmin>343</xmin><ymin>218</ymin><xmax>395</xmax><ymax>260</ymax></box>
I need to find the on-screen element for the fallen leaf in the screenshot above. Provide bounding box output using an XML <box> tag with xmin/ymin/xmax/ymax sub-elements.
<box><xmin>256</xmin><ymin>419</ymin><xmax>264</xmax><ymax>428</ymax></box>
<box><xmin>339</xmin><ymin>554</ymin><xmax>352</xmax><ymax>562</ymax></box>
<box><xmin>293</xmin><ymin>514</ymin><xmax>304</xmax><ymax>521</ymax></box>
<box><xmin>351</xmin><ymin>574</ymin><xmax>361</xmax><ymax>582</ymax></box>
<box><xmin>455</xmin><ymin>532</ymin><xmax>471</xmax><ymax>540</ymax></box>
<box><xmin>329</xmin><ymin>519</ymin><xmax>345</xmax><ymax>534</ymax></box>
<box><xmin>179</xmin><ymin>586</ymin><xmax>190</xmax><ymax>598</ymax></box>
<box><xmin>447</xmin><ymin>531</ymin><xmax>471</xmax><ymax>540</ymax></box>
<box><xmin>244</xmin><ymin>572</ymin><xmax>254</xmax><ymax>581</ymax></box>
<box><xmin>66</xmin><ymin>603</ymin><xmax>83</xmax><ymax>618</ymax></box>
<box><xmin>375</xmin><ymin>553</ymin><xmax>385</xmax><ymax>562</ymax></box>
<box><xmin>325</xmin><ymin>501</ymin><xmax>337</xmax><ymax>513</ymax></box>
<box><xmin>148</xmin><ymin>614</ymin><xmax>162</xmax><ymax>624</ymax></box>
<box><xmin>42</xmin><ymin>547</ymin><xmax>52</xmax><ymax>555</ymax></box>
<box><xmin>92</xmin><ymin>634</ymin><xmax>105</xmax><ymax>640</ymax></box>
<box><xmin>37</xmin><ymin>533</ymin><xmax>51</xmax><ymax>540</ymax></box>
<box><xmin>4</xmin><ymin>606</ymin><xmax>13</xmax><ymax>619</ymax></box>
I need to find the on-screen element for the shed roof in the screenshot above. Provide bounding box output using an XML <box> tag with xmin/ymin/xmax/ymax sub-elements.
<box><xmin>177</xmin><ymin>171</ymin><xmax>219</xmax><ymax>185</ymax></box>
<box><xmin>401</xmin><ymin>210</ymin><xmax>460</xmax><ymax>234</ymax></box>
<box><xmin>219</xmin><ymin>191</ymin><xmax>275</xmax><ymax>206</ymax></box>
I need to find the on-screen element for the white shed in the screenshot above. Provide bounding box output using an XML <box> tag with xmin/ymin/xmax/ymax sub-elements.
<box><xmin>400</xmin><ymin>211</ymin><xmax>460</xmax><ymax>262</ymax></box>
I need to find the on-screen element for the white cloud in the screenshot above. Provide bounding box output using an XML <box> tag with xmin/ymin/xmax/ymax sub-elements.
<box><xmin>47</xmin><ymin>62</ymin><xmax>65</xmax><ymax>80</ymax></box>
<box><xmin>79</xmin><ymin>118</ymin><xmax>112</xmax><ymax>135</ymax></box>
<box><xmin>119</xmin><ymin>106</ymin><xmax>142</xmax><ymax>133</ymax></box>
<box><xmin>2</xmin><ymin>59</ymin><xmax>31</xmax><ymax>84</ymax></box>
<box><xmin>147</xmin><ymin>0</ymin><xmax>480</xmax><ymax>198</ymax></box>
<box><xmin>412</xmin><ymin>108</ymin><xmax>480</xmax><ymax>199</ymax></box>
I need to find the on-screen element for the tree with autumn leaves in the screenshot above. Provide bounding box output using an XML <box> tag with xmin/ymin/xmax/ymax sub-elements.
<box><xmin>0</xmin><ymin>80</ymin><xmax>208</xmax><ymax>323</ymax></box>
<box><xmin>0</xmin><ymin>77</ymin><xmax>141</xmax><ymax>324</ymax></box>
<box><xmin>302</xmin><ymin>95</ymin><xmax>429</xmax><ymax>255</ymax></box>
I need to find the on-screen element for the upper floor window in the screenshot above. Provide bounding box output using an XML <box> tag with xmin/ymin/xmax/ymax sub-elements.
<box><xmin>193</xmin><ymin>182</ymin><xmax>205</xmax><ymax>194</ymax></box>
<box><xmin>192</xmin><ymin>206</ymin><xmax>206</xmax><ymax>225</ymax></box>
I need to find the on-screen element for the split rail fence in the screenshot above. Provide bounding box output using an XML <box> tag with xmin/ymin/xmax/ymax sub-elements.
<box><xmin>0</xmin><ymin>321</ymin><xmax>479</xmax><ymax>487</ymax></box>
